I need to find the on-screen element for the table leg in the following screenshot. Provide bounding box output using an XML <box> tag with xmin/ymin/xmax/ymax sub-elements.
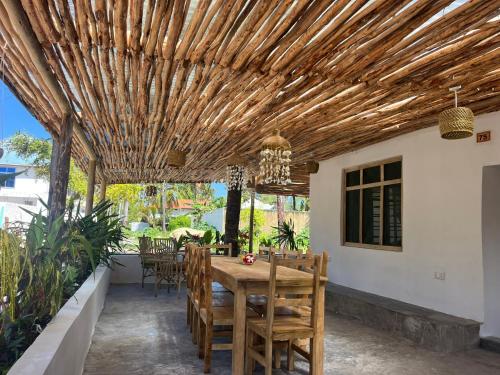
<box><xmin>312</xmin><ymin>284</ymin><xmax>325</xmax><ymax>375</ymax></box>
<box><xmin>232</xmin><ymin>285</ymin><xmax>246</xmax><ymax>375</ymax></box>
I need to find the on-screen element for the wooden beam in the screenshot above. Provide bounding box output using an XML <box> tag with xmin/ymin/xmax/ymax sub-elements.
<box><xmin>225</xmin><ymin>188</ymin><xmax>242</xmax><ymax>257</ymax></box>
<box><xmin>2</xmin><ymin>0</ymin><xmax>100</xmax><ymax>170</ymax></box>
<box><xmin>248</xmin><ymin>189</ymin><xmax>255</xmax><ymax>253</ymax></box>
<box><xmin>48</xmin><ymin>114</ymin><xmax>73</xmax><ymax>225</ymax></box>
<box><xmin>99</xmin><ymin>180</ymin><xmax>107</xmax><ymax>202</ymax></box>
<box><xmin>85</xmin><ymin>159</ymin><xmax>96</xmax><ymax>215</ymax></box>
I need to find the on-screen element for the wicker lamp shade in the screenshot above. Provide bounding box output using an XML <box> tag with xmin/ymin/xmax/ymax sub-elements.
<box><xmin>439</xmin><ymin>107</ymin><xmax>474</xmax><ymax>139</ymax></box>
<box><xmin>145</xmin><ymin>185</ymin><xmax>157</xmax><ymax>197</ymax></box>
<box><xmin>167</xmin><ymin>149</ymin><xmax>186</xmax><ymax>167</ymax></box>
<box><xmin>439</xmin><ymin>86</ymin><xmax>474</xmax><ymax>140</ymax></box>
<box><xmin>306</xmin><ymin>161</ymin><xmax>319</xmax><ymax>174</ymax></box>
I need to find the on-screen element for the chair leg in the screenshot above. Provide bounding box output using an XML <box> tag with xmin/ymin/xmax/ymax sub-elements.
<box><xmin>265</xmin><ymin>338</ymin><xmax>273</xmax><ymax>375</ymax></box>
<box><xmin>245</xmin><ymin>327</ymin><xmax>255</xmax><ymax>375</ymax></box>
<box><xmin>192</xmin><ymin>310</ymin><xmax>198</xmax><ymax>344</ymax></box>
<box><xmin>187</xmin><ymin>296</ymin><xmax>191</xmax><ymax>326</ymax></box>
<box><xmin>198</xmin><ymin>319</ymin><xmax>206</xmax><ymax>359</ymax></box>
<box><xmin>274</xmin><ymin>348</ymin><xmax>281</xmax><ymax>369</ymax></box>
<box><xmin>204</xmin><ymin>321</ymin><xmax>213</xmax><ymax>373</ymax></box>
<box><xmin>287</xmin><ymin>339</ymin><xmax>295</xmax><ymax>371</ymax></box>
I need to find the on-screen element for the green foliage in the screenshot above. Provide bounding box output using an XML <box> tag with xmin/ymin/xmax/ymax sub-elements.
<box><xmin>0</xmin><ymin>198</ymin><xmax>124</xmax><ymax>372</ymax></box>
<box><xmin>6</xmin><ymin>133</ymin><xmax>51</xmax><ymax>179</ymax></box>
<box><xmin>273</xmin><ymin>219</ymin><xmax>298</xmax><ymax>251</ymax></box>
<box><xmin>239</xmin><ymin>209</ymin><xmax>265</xmax><ymax>236</ymax></box>
<box><xmin>168</xmin><ymin>215</ymin><xmax>191</xmax><ymax>231</ymax></box>
<box><xmin>142</xmin><ymin>227</ymin><xmax>168</xmax><ymax>239</ymax></box>
<box><xmin>296</xmin><ymin>227</ymin><xmax>310</xmax><ymax>249</ymax></box>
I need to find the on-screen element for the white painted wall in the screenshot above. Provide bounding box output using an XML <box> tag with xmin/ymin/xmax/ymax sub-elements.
<box><xmin>0</xmin><ymin>164</ymin><xmax>49</xmax><ymax>224</ymax></box>
<box><xmin>310</xmin><ymin>111</ymin><xmax>500</xmax><ymax>323</ymax></box>
<box><xmin>110</xmin><ymin>254</ymin><xmax>155</xmax><ymax>284</ymax></box>
<box><xmin>481</xmin><ymin>166</ymin><xmax>500</xmax><ymax>336</ymax></box>
<box><xmin>202</xmin><ymin>207</ymin><xmax>225</xmax><ymax>232</ymax></box>
<box><xmin>8</xmin><ymin>266</ymin><xmax>110</xmax><ymax>375</ymax></box>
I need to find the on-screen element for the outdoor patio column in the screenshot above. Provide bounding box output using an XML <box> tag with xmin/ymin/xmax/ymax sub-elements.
<box><xmin>48</xmin><ymin>114</ymin><xmax>73</xmax><ymax>225</ymax></box>
<box><xmin>85</xmin><ymin>159</ymin><xmax>96</xmax><ymax>215</ymax></box>
<box><xmin>224</xmin><ymin>188</ymin><xmax>242</xmax><ymax>256</ymax></box>
<box><xmin>248</xmin><ymin>190</ymin><xmax>255</xmax><ymax>253</ymax></box>
<box><xmin>99</xmin><ymin>180</ymin><xmax>107</xmax><ymax>202</ymax></box>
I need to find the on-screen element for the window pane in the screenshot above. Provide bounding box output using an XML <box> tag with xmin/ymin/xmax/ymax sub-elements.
<box><xmin>362</xmin><ymin>187</ymin><xmax>381</xmax><ymax>245</ymax></box>
<box><xmin>346</xmin><ymin>170</ymin><xmax>360</xmax><ymax>187</ymax></box>
<box><xmin>383</xmin><ymin>184</ymin><xmax>402</xmax><ymax>246</ymax></box>
<box><xmin>345</xmin><ymin>190</ymin><xmax>360</xmax><ymax>243</ymax></box>
<box><xmin>384</xmin><ymin>161</ymin><xmax>401</xmax><ymax>180</ymax></box>
<box><xmin>0</xmin><ymin>167</ymin><xmax>16</xmax><ymax>188</ymax></box>
<box><xmin>363</xmin><ymin>166</ymin><xmax>380</xmax><ymax>184</ymax></box>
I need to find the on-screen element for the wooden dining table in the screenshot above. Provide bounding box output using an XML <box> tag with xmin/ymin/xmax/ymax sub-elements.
<box><xmin>211</xmin><ymin>257</ymin><xmax>328</xmax><ymax>375</ymax></box>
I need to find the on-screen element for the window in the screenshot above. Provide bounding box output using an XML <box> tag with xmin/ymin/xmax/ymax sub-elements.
<box><xmin>342</xmin><ymin>157</ymin><xmax>402</xmax><ymax>251</ymax></box>
<box><xmin>0</xmin><ymin>167</ymin><xmax>16</xmax><ymax>188</ymax></box>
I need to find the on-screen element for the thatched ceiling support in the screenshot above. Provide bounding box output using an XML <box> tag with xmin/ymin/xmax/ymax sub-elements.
<box><xmin>2</xmin><ymin>0</ymin><xmax>101</xmax><ymax>178</ymax></box>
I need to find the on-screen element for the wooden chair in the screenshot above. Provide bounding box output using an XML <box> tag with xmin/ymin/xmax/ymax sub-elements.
<box><xmin>139</xmin><ymin>236</ymin><xmax>155</xmax><ymax>287</ymax></box>
<box><xmin>189</xmin><ymin>245</ymin><xmax>234</xmax><ymax>345</ymax></box>
<box><xmin>153</xmin><ymin>237</ymin><xmax>175</xmax><ymax>255</ymax></box>
<box><xmin>154</xmin><ymin>245</ymin><xmax>181</xmax><ymax>297</ymax></box>
<box><xmin>257</xmin><ymin>246</ymin><xmax>278</xmax><ymax>261</ymax></box>
<box><xmin>245</xmin><ymin>254</ymin><xmax>323</xmax><ymax>375</ymax></box>
<box><xmin>198</xmin><ymin>248</ymin><xmax>257</xmax><ymax>373</ymax></box>
<box><xmin>207</xmin><ymin>243</ymin><xmax>232</xmax><ymax>256</ymax></box>
<box><xmin>283</xmin><ymin>248</ymin><xmax>313</xmax><ymax>260</ymax></box>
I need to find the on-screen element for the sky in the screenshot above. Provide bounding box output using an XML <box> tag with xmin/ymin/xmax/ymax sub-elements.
<box><xmin>0</xmin><ymin>81</ymin><xmax>227</xmax><ymax>197</ymax></box>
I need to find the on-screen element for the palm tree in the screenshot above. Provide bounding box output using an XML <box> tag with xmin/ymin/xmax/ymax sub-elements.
<box><xmin>162</xmin><ymin>186</ymin><xmax>179</xmax><ymax>230</ymax></box>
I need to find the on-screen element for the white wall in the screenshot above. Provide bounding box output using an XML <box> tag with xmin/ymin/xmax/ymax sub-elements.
<box><xmin>0</xmin><ymin>164</ymin><xmax>49</xmax><ymax>224</ymax></box>
<box><xmin>110</xmin><ymin>254</ymin><xmax>155</xmax><ymax>284</ymax></box>
<box><xmin>310</xmin><ymin>111</ymin><xmax>500</xmax><ymax>323</ymax></box>
<box><xmin>481</xmin><ymin>166</ymin><xmax>500</xmax><ymax>336</ymax></box>
<box><xmin>202</xmin><ymin>207</ymin><xmax>225</xmax><ymax>232</ymax></box>
<box><xmin>8</xmin><ymin>266</ymin><xmax>110</xmax><ymax>375</ymax></box>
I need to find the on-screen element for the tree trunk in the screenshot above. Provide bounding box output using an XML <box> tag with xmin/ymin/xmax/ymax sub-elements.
<box><xmin>99</xmin><ymin>181</ymin><xmax>107</xmax><ymax>201</ymax></box>
<box><xmin>85</xmin><ymin>159</ymin><xmax>96</xmax><ymax>215</ymax></box>
<box><xmin>276</xmin><ymin>195</ymin><xmax>285</xmax><ymax>250</ymax></box>
<box><xmin>123</xmin><ymin>200</ymin><xmax>129</xmax><ymax>226</ymax></box>
<box><xmin>161</xmin><ymin>184</ymin><xmax>166</xmax><ymax>232</ymax></box>
<box><xmin>248</xmin><ymin>190</ymin><xmax>255</xmax><ymax>253</ymax></box>
<box><xmin>48</xmin><ymin>114</ymin><xmax>73</xmax><ymax>225</ymax></box>
<box><xmin>225</xmin><ymin>188</ymin><xmax>242</xmax><ymax>256</ymax></box>
<box><xmin>292</xmin><ymin>195</ymin><xmax>297</xmax><ymax>211</ymax></box>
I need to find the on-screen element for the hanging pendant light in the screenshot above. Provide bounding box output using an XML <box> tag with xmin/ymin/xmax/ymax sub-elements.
<box><xmin>167</xmin><ymin>149</ymin><xmax>187</xmax><ymax>168</ymax></box>
<box><xmin>259</xmin><ymin>129</ymin><xmax>291</xmax><ymax>185</ymax></box>
<box><xmin>226</xmin><ymin>153</ymin><xmax>247</xmax><ymax>191</ymax></box>
<box><xmin>439</xmin><ymin>86</ymin><xmax>474</xmax><ymax>140</ymax></box>
<box><xmin>145</xmin><ymin>185</ymin><xmax>158</xmax><ymax>197</ymax></box>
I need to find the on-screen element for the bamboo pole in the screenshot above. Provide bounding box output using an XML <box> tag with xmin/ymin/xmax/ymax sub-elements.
<box><xmin>85</xmin><ymin>160</ymin><xmax>96</xmax><ymax>216</ymax></box>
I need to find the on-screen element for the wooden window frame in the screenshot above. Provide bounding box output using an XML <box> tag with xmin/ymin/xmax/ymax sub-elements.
<box><xmin>341</xmin><ymin>156</ymin><xmax>402</xmax><ymax>252</ymax></box>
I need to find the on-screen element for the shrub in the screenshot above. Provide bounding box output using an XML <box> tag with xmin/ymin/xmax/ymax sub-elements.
<box><xmin>168</xmin><ymin>215</ymin><xmax>191</xmax><ymax>231</ymax></box>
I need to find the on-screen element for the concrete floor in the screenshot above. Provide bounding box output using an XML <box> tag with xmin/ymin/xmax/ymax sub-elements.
<box><xmin>83</xmin><ymin>284</ymin><xmax>500</xmax><ymax>375</ymax></box>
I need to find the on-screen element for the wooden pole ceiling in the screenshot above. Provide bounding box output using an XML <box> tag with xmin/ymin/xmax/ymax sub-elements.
<box><xmin>0</xmin><ymin>0</ymin><xmax>499</xmax><ymax>195</ymax></box>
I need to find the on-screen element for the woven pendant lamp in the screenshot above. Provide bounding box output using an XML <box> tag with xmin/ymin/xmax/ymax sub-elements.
<box><xmin>167</xmin><ymin>149</ymin><xmax>187</xmax><ymax>168</ymax></box>
<box><xmin>439</xmin><ymin>86</ymin><xmax>474</xmax><ymax>140</ymax></box>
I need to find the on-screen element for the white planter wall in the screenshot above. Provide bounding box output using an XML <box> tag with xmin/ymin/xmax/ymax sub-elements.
<box><xmin>110</xmin><ymin>254</ymin><xmax>154</xmax><ymax>284</ymax></box>
<box><xmin>310</xmin><ymin>111</ymin><xmax>500</xmax><ymax>325</ymax></box>
<box><xmin>8</xmin><ymin>266</ymin><xmax>111</xmax><ymax>375</ymax></box>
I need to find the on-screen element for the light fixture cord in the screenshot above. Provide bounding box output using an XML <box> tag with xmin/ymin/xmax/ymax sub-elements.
<box><xmin>454</xmin><ymin>89</ymin><xmax>458</xmax><ymax>108</ymax></box>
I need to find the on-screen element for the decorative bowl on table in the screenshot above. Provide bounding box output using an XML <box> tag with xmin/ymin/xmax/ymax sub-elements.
<box><xmin>240</xmin><ymin>252</ymin><xmax>256</xmax><ymax>265</ymax></box>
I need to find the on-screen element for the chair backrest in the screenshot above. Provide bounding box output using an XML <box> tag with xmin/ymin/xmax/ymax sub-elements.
<box><xmin>283</xmin><ymin>248</ymin><xmax>312</xmax><ymax>260</ymax></box>
<box><xmin>153</xmin><ymin>238</ymin><xmax>175</xmax><ymax>255</ymax></box>
<box><xmin>139</xmin><ymin>236</ymin><xmax>152</xmax><ymax>255</ymax></box>
<box><xmin>190</xmin><ymin>245</ymin><xmax>204</xmax><ymax>302</ymax></box>
<box><xmin>156</xmin><ymin>245</ymin><xmax>177</xmax><ymax>278</ymax></box>
<box><xmin>199</xmin><ymin>248</ymin><xmax>213</xmax><ymax>320</ymax></box>
<box><xmin>258</xmin><ymin>246</ymin><xmax>279</xmax><ymax>261</ymax></box>
<box><xmin>265</xmin><ymin>254</ymin><xmax>323</xmax><ymax>336</ymax></box>
<box><xmin>206</xmin><ymin>243</ymin><xmax>232</xmax><ymax>256</ymax></box>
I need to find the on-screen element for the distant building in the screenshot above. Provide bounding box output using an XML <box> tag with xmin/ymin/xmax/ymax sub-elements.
<box><xmin>0</xmin><ymin>151</ymin><xmax>49</xmax><ymax>227</ymax></box>
<box><xmin>170</xmin><ymin>199</ymin><xmax>208</xmax><ymax>217</ymax></box>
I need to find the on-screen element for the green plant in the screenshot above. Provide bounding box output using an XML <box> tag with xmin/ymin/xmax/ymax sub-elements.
<box><xmin>168</xmin><ymin>215</ymin><xmax>191</xmax><ymax>231</ymax></box>
<box><xmin>0</xmin><ymin>198</ymin><xmax>124</xmax><ymax>372</ymax></box>
<box><xmin>296</xmin><ymin>227</ymin><xmax>310</xmax><ymax>249</ymax></box>
<box><xmin>273</xmin><ymin>219</ymin><xmax>298</xmax><ymax>251</ymax></box>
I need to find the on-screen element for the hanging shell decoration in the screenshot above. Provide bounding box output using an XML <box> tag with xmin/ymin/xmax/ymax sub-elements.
<box><xmin>167</xmin><ymin>149</ymin><xmax>187</xmax><ymax>168</ymax></box>
<box><xmin>259</xmin><ymin>129</ymin><xmax>291</xmax><ymax>185</ymax></box>
<box><xmin>226</xmin><ymin>153</ymin><xmax>247</xmax><ymax>191</ymax></box>
<box><xmin>439</xmin><ymin>86</ymin><xmax>474</xmax><ymax>140</ymax></box>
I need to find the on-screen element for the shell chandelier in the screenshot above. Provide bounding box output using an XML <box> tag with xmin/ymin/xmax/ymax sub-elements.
<box><xmin>226</xmin><ymin>154</ymin><xmax>247</xmax><ymax>191</ymax></box>
<box><xmin>259</xmin><ymin>129</ymin><xmax>292</xmax><ymax>185</ymax></box>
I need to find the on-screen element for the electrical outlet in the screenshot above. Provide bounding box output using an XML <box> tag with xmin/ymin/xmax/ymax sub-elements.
<box><xmin>434</xmin><ymin>271</ymin><xmax>446</xmax><ymax>281</ymax></box>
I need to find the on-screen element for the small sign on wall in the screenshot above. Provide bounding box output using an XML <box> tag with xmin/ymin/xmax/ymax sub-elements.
<box><xmin>477</xmin><ymin>131</ymin><xmax>491</xmax><ymax>143</ymax></box>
